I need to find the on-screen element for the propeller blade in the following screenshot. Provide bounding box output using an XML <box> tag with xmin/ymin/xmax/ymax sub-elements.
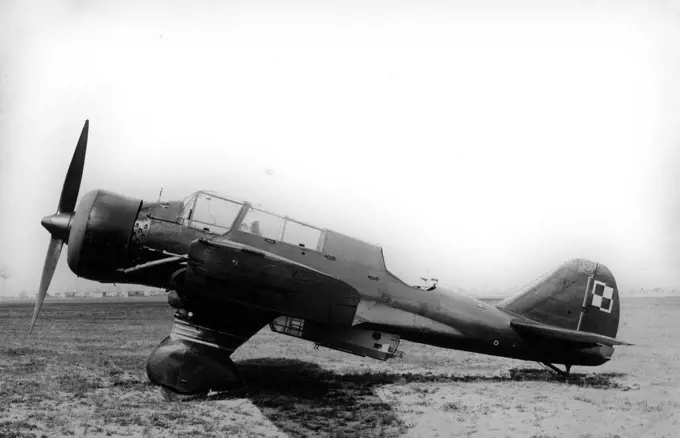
<box><xmin>30</xmin><ymin>237</ymin><xmax>64</xmax><ymax>333</ymax></box>
<box><xmin>57</xmin><ymin>120</ymin><xmax>89</xmax><ymax>214</ymax></box>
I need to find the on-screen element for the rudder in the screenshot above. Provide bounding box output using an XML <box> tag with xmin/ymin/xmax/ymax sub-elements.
<box><xmin>497</xmin><ymin>259</ymin><xmax>620</xmax><ymax>339</ymax></box>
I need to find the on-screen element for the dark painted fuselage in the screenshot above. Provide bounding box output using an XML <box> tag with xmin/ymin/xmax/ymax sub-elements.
<box><xmin>86</xmin><ymin>196</ymin><xmax>612</xmax><ymax>367</ymax></box>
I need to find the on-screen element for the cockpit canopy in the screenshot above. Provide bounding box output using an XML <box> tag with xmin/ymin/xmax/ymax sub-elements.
<box><xmin>180</xmin><ymin>190</ymin><xmax>409</xmax><ymax>283</ymax></box>
<box><xmin>181</xmin><ymin>190</ymin><xmax>324</xmax><ymax>250</ymax></box>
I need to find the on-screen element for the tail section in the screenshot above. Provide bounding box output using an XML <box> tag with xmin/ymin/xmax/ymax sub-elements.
<box><xmin>497</xmin><ymin>259</ymin><xmax>621</xmax><ymax>339</ymax></box>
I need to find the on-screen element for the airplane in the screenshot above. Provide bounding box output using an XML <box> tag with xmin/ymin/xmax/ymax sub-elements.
<box><xmin>33</xmin><ymin>120</ymin><xmax>632</xmax><ymax>400</ymax></box>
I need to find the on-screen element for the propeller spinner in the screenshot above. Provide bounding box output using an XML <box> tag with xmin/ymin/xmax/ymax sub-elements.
<box><xmin>30</xmin><ymin>120</ymin><xmax>89</xmax><ymax>332</ymax></box>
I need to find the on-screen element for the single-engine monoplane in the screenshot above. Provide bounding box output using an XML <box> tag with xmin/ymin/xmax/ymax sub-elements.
<box><xmin>33</xmin><ymin>121</ymin><xmax>632</xmax><ymax>399</ymax></box>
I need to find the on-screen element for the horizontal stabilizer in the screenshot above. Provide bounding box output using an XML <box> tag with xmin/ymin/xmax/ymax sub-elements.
<box><xmin>510</xmin><ymin>320</ymin><xmax>633</xmax><ymax>346</ymax></box>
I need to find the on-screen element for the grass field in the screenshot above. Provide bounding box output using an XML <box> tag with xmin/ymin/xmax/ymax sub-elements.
<box><xmin>1</xmin><ymin>296</ymin><xmax>678</xmax><ymax>437</ymax></box>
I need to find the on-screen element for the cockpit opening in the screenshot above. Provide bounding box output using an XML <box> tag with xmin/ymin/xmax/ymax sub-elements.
<box><xmin>415</xmin><ymin>277</ymin><xmax>438</xmax><ymax>291</ymax></box>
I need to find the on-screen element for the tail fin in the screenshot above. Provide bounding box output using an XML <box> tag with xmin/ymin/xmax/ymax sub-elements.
<box><xmin>497</xmin><ymin>259</ymin><xmax>621</xmax><ymax>339</ymax></box>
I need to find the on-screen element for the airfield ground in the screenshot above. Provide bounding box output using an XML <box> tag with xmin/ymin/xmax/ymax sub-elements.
<box><xmin>0</xmin><ymin>296</ymin><xmax>678</xmax><ymax>437</ymax></box>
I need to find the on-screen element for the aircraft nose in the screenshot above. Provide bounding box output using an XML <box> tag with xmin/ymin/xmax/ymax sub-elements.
<box><xmin>41</xmin><ymin>212</ymin><xmax>73</xmax><ymax>241</ymax></box>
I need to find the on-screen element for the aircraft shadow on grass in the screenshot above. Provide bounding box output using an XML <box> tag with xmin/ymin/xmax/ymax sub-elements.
<box><xmin>204</xmin><ymin>358</ymin><xmax>630</xmax><ymax>437</ymax></box>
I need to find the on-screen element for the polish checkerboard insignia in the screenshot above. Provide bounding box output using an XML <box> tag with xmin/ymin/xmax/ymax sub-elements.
<box><xmin>590</xmin><ymin>280</ymin><xmax>614</xmax><ymax>313</ymax></box>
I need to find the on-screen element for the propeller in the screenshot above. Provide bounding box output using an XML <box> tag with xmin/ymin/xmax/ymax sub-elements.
<box><xmin>30</xmin><ymin>120</ymin><xmax>89</xmax><ymax>333</ymax></box>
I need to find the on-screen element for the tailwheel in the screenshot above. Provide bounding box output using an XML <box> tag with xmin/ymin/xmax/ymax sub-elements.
<box><xmin>539</xmin><ymin>362</ymin><xmax>571</xmax><ymax>379</ymax></box>
<box><xmin>160</xmin><ymin>386</ymin><xmax>209</xmax><ymax>402</ymax></box>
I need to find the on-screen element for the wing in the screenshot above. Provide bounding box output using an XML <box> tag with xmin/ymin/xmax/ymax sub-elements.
<box><xmin>510</xmin><ymin>319</ymin><xmax>633</xmax><ymax>346</ymax></box>
<box><xmin>185</xmin><ymin>237</ymin><xmax>361</xmax><ymax>326</ymax></box>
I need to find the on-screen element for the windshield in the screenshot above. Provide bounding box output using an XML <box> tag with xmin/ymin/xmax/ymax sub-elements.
<box><xmin>182</xmin><ymin>191</ymin><xmax>245</xmax><ymax>234</ymax></box>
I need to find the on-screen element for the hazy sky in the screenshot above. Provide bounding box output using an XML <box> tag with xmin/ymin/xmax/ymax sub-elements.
<box><xmin>1</xmin><ymin>0</ymin><xmax>679</xmax><ymax>297</ymax></box>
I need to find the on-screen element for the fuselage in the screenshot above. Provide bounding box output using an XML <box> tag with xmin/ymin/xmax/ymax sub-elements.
<box><xmin>75</xmin><ymin>193</ymin><xmax>611</xmax><ymax>367</ymax></box>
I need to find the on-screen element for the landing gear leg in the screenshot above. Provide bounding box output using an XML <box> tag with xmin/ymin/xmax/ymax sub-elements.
<box><xmin>147</xmin><ymin>335</ymin><xmax>244</xmax><ymax>401</ymax></box>
<box><xmin>147</xmin><ymin>303</ymin><xmax>274</xmax><ymax>400</ymax></box>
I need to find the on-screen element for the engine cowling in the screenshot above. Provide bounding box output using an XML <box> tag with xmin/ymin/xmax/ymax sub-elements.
<box><xmin>67</xmin><ymin>189</ymin><xmax>142</xmax><ymax>280</ymax></box>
